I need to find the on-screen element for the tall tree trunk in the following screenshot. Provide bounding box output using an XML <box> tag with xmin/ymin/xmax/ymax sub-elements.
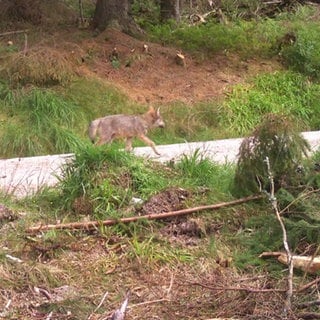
<box><xmin>160</xmin><ymin>0</ymin><xmax>181</xmax><ymax>22</ymax></box>
<box><xmin>92</xmin><ymin>0</ymin><xmax>141</xmax><ymax>35</ymax></box>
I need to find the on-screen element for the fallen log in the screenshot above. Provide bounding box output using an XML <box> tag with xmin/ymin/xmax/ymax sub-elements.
<box><xmin>259</xmin><ymin>251</ymin><xmax>320</xmax><ymax>274</ymax></box>
<box><xmin>26</xmin><ymin>194</ymin><xmax>263</xmax><ymax>234</ymax></box>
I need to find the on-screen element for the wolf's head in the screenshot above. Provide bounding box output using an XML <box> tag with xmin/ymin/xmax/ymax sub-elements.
<box><xmin>147</xmin><ymin>106</ymin><xmax>165</xmax><ymax>128</ymax></box>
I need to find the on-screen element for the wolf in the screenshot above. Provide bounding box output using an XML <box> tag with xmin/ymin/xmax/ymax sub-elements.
<box><xmin>88</xmin><ymin>106</ymin><xmax>165</xmax><ymax>155</ymax></box>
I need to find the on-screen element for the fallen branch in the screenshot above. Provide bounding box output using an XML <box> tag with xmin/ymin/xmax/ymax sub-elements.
<box><xmin>0</xmin><ymin>29</ymin><xmax>29</xmax><ymax>37</ymax></box>
<box><xmin>298</xmin><ymin>299</ymin><xmax>320</xmax><ymax>308</ymax></box>
<box><xmin>128</xmin><ymin>298</ymin><xmax>170</xmax><ymax>309</ymax></box>
<box><xmin>188</xmin><ymin>281</ymin><xmax>286</xmax><ymax>293</ymax></box>
<box><xmin>297</xmin><ymin>277</ymin><xmax>320</xmax><ymax>293</ymax></box>
<box><xmin>87</xmin><ymin>290</ymin><xmax>109</xmax><ymax>319</ymax></box>
<box><xmin>26</xmin><ymin>194</ymin><xmax>262</xmax><ymax>234</ymax></box>
<box><xmin>188</xmin><ymin>277</ymin><xmax>320</xmax><ymax>294</ymax></box>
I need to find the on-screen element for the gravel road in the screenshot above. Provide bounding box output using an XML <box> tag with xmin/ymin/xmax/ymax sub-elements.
<box><xmin>1</xmin><ymin>131</ymin><xmax>320</xmax><ymax>198</ymax></box>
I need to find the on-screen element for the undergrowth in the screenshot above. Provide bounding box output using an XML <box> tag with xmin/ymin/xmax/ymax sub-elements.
<box><xmin>221</xmin><ymin>71</ymin><xmax>320</xmax><ymax>135</ymax></box>
<box><xmin>0</xmin><ymin>88</ymin><xmax>86</xmax><ymax>157</ymax></box>
<box><xmin>53</xmin><ymin>145</ymin><xmax>235</xmax><ymax>222</ymax></box>
<box><xmin>148</xmin><ymin>5</ymin><xmax>317</xmax><ymax>59</ymax></box>
<box><xmin>58</xmin><ymin>144</ymin><xmax>171</xmax><ymax>217</ymax></box>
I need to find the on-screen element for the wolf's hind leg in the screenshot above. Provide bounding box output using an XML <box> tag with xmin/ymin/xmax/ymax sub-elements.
<box><xmin>95</xmin><ymin>133</ymin><xmax>115</xmax><ymax>146</ymax></box>
<box><xmin>125</xmin><ymin>138</ymin><xmax>133</xmax><ymax>152</ymax></box>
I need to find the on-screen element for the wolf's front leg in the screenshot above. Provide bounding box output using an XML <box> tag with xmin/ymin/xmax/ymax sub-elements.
<box><xmin>138</xmin><ymin>134</ymin><xmax>160</xmax><ymax>155</ymax></box>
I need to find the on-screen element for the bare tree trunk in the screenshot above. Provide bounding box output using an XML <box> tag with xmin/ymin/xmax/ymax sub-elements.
<box><xmin>92</xmin><ymin>0</ymin><xmax>141</xmax><ymax>35</ymax></box>
<box><xmin>160</xmin><ymin>0</ymin><xmax>181</xmax><ymax>22</ymax></box>
<box><xmin>79</xmin><ymin>0</ymin><xmax>84</xmax><ymax>24</ymax></box>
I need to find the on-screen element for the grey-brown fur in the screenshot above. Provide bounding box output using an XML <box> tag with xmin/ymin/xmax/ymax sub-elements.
<box><xmin>88</xmin><ymin>106</ymin><xmax>165</xmax><ymax>155</ymax></box>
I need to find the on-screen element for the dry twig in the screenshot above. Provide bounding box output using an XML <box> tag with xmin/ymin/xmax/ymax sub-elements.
<box><xmin>297</xmin><ymin>312</ymin><xmax>320</xmax><ymax>319</ymax></box>
<box><xmin>297</xmin><ymin>277</ymin><xmax>320</xmax><ymax>293</ymax></box>
<box><xmin>87</xmin><ymin>291</ymin><xmax>109</xmax><ymax>319</ymax></box>
<box><xmin>188</xmin><ymin>281</ymin><xmax>286</xmax><ymax>293</ymax></box>
<box><xmin>298</xmin><ymin>299</ymin><xmax>320</xmax><ymax>308</ymax></box>
<box><xmin>128</xmin><ymin>298</ymin><xmax>170</xmax><ymax>309</ymax></box>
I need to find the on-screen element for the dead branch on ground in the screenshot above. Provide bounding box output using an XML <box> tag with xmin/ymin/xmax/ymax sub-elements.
<box><xmin>298</xmin><ymin>300</ymin><xmax>320</xmax><ymax>308</ymax></box>
<box><xmin>296</xmin><ymin>312</ymin><xmax>320</xmax><ymax>319</ymax></box>
<box><xmin>264</xmin><ymin>156</ymin><xmax>293</xmax><ymax>316</ymax></box>
<box><xmin>26</xmin><ymin>195</ymin><xmax>263</xmax><ymax>234</ymax></box>
<box><xmin>188</xmin><ymin>276</ymin><xmax>320</xmax><ymax>294</ymax></box>
<box><xmin>0</xmin><ymin>29</ymin><xmax>29</xmax><ymax>37</ymax></box>
<box><xmin>297</xmin><ymin>277</ymin><xmax>320</xmax><ymax>293</ymax></box>
<box><xmin>188</xmin><ymin>281</ymin><xmax>287</xmax><ymax>293</ymax></box>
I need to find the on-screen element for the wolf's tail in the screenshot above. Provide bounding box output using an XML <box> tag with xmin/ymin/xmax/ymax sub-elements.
<box><xmin>88</xmin><ymin>120</ymin><xmax>99</xmax><ymax>143</ymax></box>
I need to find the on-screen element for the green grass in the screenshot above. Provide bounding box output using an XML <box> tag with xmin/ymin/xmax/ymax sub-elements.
<box><xmin>0</xmin><ymin>77</ymin><xmax>231</xmax><ymax>158</ymax></box>
<box><xmin>65</xmin><ymin>77</ymin><xmax>138</xmax><ymax>118</ymax></box>
<box><xmin>280</xmin><ymin>22</ymin><xmax>320</xmax><ymax>79</ymax></box>
<box><xmin>27</xmin><ymin>144</ymin><xmax>236</xmax><ymax>221</ymax></box>
<box><xmin>148</xmin><ymin>4</ymin><xmax>318</xmax><ymax>61</ymax></box>
<box><xmin>127</xmin><ymin>235</ymin><xmax>194</xmax><ymax>265</ymax></box>
<box><xmin>0</xmin><ymin>88</ymin><xmax>87</xmax><ymax>157</ymax></box>
<box><xmin>175</xmin><ymin>149</ymin><xmax>234</xmax><ymax>194</ymax></box>
<box><xmin>57</xmin><ymin>144</ymin><xmax>171</xmax><ymax>216</ymax></box>
<box><xmin>149</xmin><ymin>14</ymin><xmax>284</xmax><ymax>58</ymax></box>
<box><xmin>221</xmin><ymin>71</ymin><xmax>320</xmax><ymax>135</ymax></box>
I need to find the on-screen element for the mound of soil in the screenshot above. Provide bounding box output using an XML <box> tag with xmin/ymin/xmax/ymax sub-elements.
<box><xmin>140</xmin><ymin>187</ymin><xmax>190</xmax><ymax>215</ymax></box>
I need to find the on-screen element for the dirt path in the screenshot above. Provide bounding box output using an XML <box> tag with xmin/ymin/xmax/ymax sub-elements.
<box><xmin>1</xmin><ymin>131</ymin><xmax>320</xmax><ymax>199</ymax></box>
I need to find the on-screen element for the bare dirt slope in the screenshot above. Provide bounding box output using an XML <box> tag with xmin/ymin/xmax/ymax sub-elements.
<box><xmin>76</xmin><ymin>28</ymin><xmax>280</xmax><ymax>104</ymax></box>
